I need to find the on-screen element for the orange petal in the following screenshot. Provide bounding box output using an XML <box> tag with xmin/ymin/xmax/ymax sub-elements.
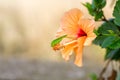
<box><xmin>61</xmin><ymin>40</ymin><xmax>77</xmax><ymax>61</ymax></box>
<box><xmin>61</xmin><ymin>8</ymin><xmax>83</xmax><ymax>36</ymax></box>
<box><xmin>84</xmin><ymin>36</ymin><xmax>96</xmax><ymax>46</ymax></box>
<box><xmin>56</xmin><ymin>27</ymin><xmax>66</xmax><ymax>37</ymax></box>
<box><xmin>74</xmin><ymin>36</ymin><xmax>86</xmax><ymax>67</ymax></box>
<box><xmin>78</xmin><ymin>19</ymin><xmax>96</xmax><ymax>46</ymax></box>
<box><xmin>78</xmin><ymin>19</ymin><xmax>95</xmax><ymax>34</ymax></box>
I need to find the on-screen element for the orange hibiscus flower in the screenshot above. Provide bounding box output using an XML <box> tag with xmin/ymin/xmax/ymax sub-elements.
<box><xmin>53</xmin><ymin>8</ymin><xmax>96</xmax><ymax>67</ymax></box>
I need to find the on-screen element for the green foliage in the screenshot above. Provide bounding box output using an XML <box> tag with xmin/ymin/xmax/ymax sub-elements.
<box><xmin>97</xmin><ymin>20</ymin><xmax>119</xmax><ymax>34</ymax></box>
<box><xmin>93</xmin><ymin>20</ymin><xmax>120</xmax><ymax>48</ymax></box>
<box><xmin>101</xmin><ymin>36</ymin><xmax>116</xmax><ymax>48</ymax></box>
<box><xmin>84</xmin><ymin>0</ymin><xmax>120</xmax><ymax>61</ymax></box>
<box><xmin>109</xmin><ymin>38</ymin><xmax>120</xmax><ymax>49</ymax></box>
<box><xmin>93</xmin><ymin>35</ymin><xmax>107</xmax><ymax>46</ymax></box>
<box><xmin>93</xmin><ymin>19</ymin><xmax>120</xmax><ymax>60</ymax></box>
<box><xmin>83</xmin><ymin>0</ymin><xmax>120</xmax><ymax>79</ymax></box>
<box><xmin>92</xmin><ymin>0</ymin><xmax>106</xmax><ymax>9</ymax></box>
<box><xmin>78</xmin><ymin>0</ymin><xmax>120</xmax><ymax>64</ymax></box>
<box><xmin>82</xmin><ymin>3</ymin><xmax>94</xmax><ymax>16</ymax></box>
<box><xmin>51</xmin><ymin>35</ymin><xmax>67</xmax><ymax>47</ymax></box>
<box><xmin>105</xmin><ymin>48</ymin><xmax>120</xmax><ymax>60</ymax></box>
<box><xmin>83</xmin><ymin>0</ymin><xmax>106</xmax><ymax>21</ymax></box>
<box><xmin>113</xmin><ymin>0</ymin><xmax>120</xmax><ymax>26</ymax></box>
<box><xmin>94</xmin><ymin>11</ymin><xmax>103</xmax><ymax>21</ymax></box>
<box><xmin>89</xmin><ymin>73</ymin><xmax>98</xmax><ymax>80</ymax></box>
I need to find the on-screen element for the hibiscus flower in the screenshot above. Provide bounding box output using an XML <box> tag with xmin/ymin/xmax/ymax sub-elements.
<box><xmin>52</xmin><ymin>8</ymin><xmax>96</xmax><ymax>67</ymax></box>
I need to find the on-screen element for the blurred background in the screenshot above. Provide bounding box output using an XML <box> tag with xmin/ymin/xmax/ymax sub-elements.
<box><xmin>0</xmin><ymin>0</ymin><xmax>114</xmax><ymax>80</ymax></box>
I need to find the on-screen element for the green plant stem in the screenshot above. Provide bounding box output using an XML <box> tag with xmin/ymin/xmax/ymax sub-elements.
<box><xmin>96</xmin><ymin>10</ymin><xmax>108</xmax><ymax>22</ymax></box>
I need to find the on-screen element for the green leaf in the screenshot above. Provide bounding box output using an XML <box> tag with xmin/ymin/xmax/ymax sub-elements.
<box><xmin>93</xmin><ymin>35</ymin><xmax>107</xmax><ymax>46</ymax></box>
<box><xmin>98</xmin><ymin>21</ymin><xmax>119</xmax><ymax>34</ymax></box>
<box><xmin>105</xmin><ymin>48</ymin><xmax>120</xmax><ymax>60</ymax></box>
<box><xmin>113</xmin><ymin>0</ymin><xmax>120</xmax><ymax>26</ymax></box>
<box><xmin>100</xmin><ymin>0</ymin><xmax>106</xmax><ymax>8</ymax></box>
<box><xmin>51</xmin><ymin>35</ymin><xmax>67</xmax><ymax>47</ymax></box>
<box><xmin>94</xmin><ymin>11</ymin><xmax>103</xmax><ymax>21</ymax></box>
<box><xmin>101</xmin><ymin>36</ymin><xmax>116</xmax><ymax>48</ymax></box>
<box><xmin>107</xmin><ymin>30</ymin><xmax>115</xmax><ymax>34</ymax></box>
<box><xmin>114</xmin><ymin>19</ymin><xmax>120</xmax><ymax>26</ymax></box>
<box><xmin>82</xmin><ymin>2</ymin><xmax>94</xmax><ymax>16</ymax></box>
<box><xmin>93</xmin><ymin>36</ymin><xmax>106</xmax><ymax>45</ymax></box>
<box><xmin>93</xmin><ymin>19</ymin><xmax>120</xmax><ymax>49</ymax></box>
<box><xmin>83</xmin><ymin>0</ymin><xmax>106</xmax><ymax>21</ymax></box>
<box><xmin>93</xmin><ymin>29</ymin><xmax>100</xmax><ymax>36</ymax></box>
<box><xmin>109</xmin><ymin>38</ymin><xmax>120</xmax><ymax>49</ymax></box>
<box><xmin>89</xmin><ymin>73</ymin><xmax>98</xmax><ymax>80</ymax></box>
<box><xmin>92</xmin><ymin>0</ymin><xmax>106</xmax><ymax>9</ymax></box>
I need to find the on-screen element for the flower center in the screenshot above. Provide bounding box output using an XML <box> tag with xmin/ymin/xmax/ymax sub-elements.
<box><xmin>77</xmin><ymin>29</ymin><xmax>87</xmax><ymax>38</ymax></box>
